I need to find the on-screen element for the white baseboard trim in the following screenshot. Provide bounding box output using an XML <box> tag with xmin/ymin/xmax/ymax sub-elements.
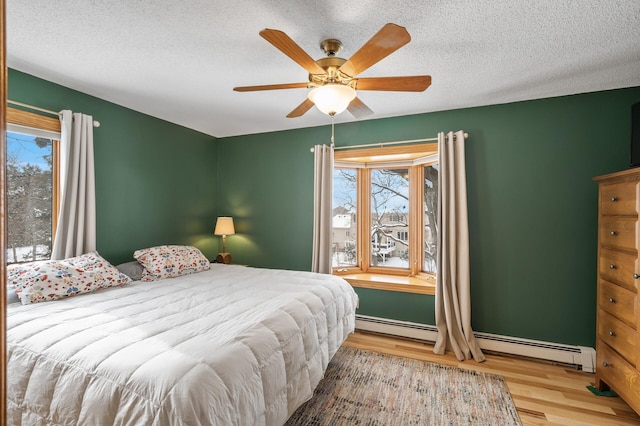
<box><xmin>355</xmin><ymin>314</ymin><xmax>596</xmax><ymax>373</ymax></box>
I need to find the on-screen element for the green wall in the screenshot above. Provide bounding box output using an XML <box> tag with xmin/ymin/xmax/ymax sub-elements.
<box><xmin>218</xmin><ymin>87</ymin><xmax>640</xmax><ymax>347</ymax></box>
<box><xmin>8</xmin><ymin>69</ymin><xmax>219</xmax><ymax>264</ymax></box>
<box><xmin>9</xmin><ymin>67</ymin><xmax>640</xmax><ymax>348</ymax></box>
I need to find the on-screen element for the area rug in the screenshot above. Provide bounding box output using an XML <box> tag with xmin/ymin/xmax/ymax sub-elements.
<box><xmin>286</xmin><ymin>346</ymin><xmax>521</xmax><ymax>426</ymax></box>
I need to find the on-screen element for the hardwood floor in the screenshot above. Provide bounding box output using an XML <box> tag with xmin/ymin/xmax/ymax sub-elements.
<box><xmin>343</xmin><ymin>331</ymin><xmax>640</xmax><ymax>425</ymax></box>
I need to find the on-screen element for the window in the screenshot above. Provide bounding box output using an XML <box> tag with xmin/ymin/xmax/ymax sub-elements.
<box><xmin>423</xmin><ymin>163</ymin><xmax>438</xmax><ymax>273</ymax></box>
<box><xmin>333</xmin><ymin>169</ymin><xmax>357</xmax><ymax>267</ymax></box>
<box><xmin>332</xmin><ymin>143</ymin><xmax>438</xmax><ymax>293</ymax></box>
<box><xmin>370</xmin><ymin>168</ymin><xmax>409</xmax><ymax>268</ymax></box>
<box><xmin>6</xmin><ymin>108</ymin><xmax>61</xmax><ymax>264</ymax></box>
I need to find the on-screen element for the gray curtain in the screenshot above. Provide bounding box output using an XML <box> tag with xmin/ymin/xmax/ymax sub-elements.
<box><xmin>434</xmin><ymin>130</ymin><xmax>485</xmax><ymax>362</ymax></box>
<box><xmin>51</xmin><ymin>111</ymin><xmax>96</xmax><ymax>259</ymax></box>
<box><xmin>311</xmin><ymin>144</ymin><xmax>334</xmax><ymax>273</ymax></box>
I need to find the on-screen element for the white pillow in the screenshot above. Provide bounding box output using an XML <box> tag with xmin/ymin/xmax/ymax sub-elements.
<box><xmin>7</xmin><ymin>252</ymin><xmax>131</xmax><ymax>305</ymax></box>
<box><xmin>133</xmin><ymin>245</ymin><xmax>210</xmax><ymax>281</ymax></box>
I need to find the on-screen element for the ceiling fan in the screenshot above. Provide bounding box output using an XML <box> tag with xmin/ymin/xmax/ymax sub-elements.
<box><xmin>233</xmin><ymin>23</ymin><xmax>432</xmax><ymax>119</ymax></box>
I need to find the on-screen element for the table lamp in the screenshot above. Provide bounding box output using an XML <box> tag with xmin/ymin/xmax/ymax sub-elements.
<box><xmin>214</xmin><ymin>216</ymin><xmax>235</xmax><ymax>264</ymax></box>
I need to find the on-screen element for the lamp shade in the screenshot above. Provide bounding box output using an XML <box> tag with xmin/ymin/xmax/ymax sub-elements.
<box><xmin>214</xmin><ymin>217</ymin><xmax>235</xmax><ymax>235</ymax></box>
<box><xmin>308</xmin><ymin>84</ymin><xmax>356</xmax><ymax>116</ymax></box>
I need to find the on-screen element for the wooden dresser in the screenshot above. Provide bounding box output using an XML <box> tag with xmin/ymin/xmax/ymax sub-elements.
<box><xmin>594</xmin><ymin>169</ymin><xmax>640</xmax><ymax>415</ymax></box>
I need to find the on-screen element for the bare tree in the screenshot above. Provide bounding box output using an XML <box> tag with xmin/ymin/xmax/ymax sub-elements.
<box><xmin>333</xmin><ymin>165</ymin><xmax>439</xmax><ymax>272</ymax></box>
<box><xmin>370</xmin><ymin>169</ymin><xmax>409</xmax><ymax>266</ymax></box>
<box><xmin>423</xmin><ymin>165</ymin><xmax>438</xmax><ymax>273</ymax></box>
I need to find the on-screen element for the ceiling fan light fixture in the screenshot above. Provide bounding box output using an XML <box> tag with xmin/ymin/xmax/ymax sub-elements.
<box><xmin>308</xmin><ymin>84</ymin><xmax>356</xmax><ymax>116</ymax></box>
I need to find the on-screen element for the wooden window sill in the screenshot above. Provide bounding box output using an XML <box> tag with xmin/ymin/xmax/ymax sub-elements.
<box><xmin>337</xmin><ymin>273</ymin><xmax>435</xmax><ymax>295</ymax></box>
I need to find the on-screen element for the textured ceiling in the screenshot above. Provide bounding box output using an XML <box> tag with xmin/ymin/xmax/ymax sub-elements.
<box><xmin>7</xmin><ymin>1</ymin><xmax>640</xmax><ymax>138</ymax></box>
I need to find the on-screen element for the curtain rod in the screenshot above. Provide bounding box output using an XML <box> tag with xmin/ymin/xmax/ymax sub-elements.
<box><xmin>8</xmin><ymin>99</ymin><xmax>101</xmax><ymax>128</ymax></box>
<box><xmin>309</xmin><ymin>133</ymin><xmax>468</xmax><ymax>152</ymax></box>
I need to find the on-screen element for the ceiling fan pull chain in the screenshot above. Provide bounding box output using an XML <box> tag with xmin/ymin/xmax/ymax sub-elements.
<box><xmin>330</xmin><ymin>113</ymin><xmax>335</xmax><ymax>148</ymax></box>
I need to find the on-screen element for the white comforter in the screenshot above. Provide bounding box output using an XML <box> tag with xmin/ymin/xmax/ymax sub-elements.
<box><xmin>7</xmin><ymin>264</ymin><xmax>358</xmax><ymax>426</ymax></box>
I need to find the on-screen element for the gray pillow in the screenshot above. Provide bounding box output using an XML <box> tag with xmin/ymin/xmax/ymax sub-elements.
<box><xmin>116</xmin><ymin>261</ymin><xmax>145</xmax><ymax>281</ymax></box>
<box><xmin>6</xmin><ymin>286</ymin><xmax>20</xmax><ymax>304</ymax></box>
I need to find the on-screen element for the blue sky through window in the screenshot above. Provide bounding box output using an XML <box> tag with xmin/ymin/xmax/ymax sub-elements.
<box><xmin>6</xmin><ymin>131</ymin><xmax>51</xmax><ymax>169</ymax></box>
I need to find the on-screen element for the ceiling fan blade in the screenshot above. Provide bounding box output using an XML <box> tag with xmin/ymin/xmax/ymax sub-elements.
<box><xmin>260</xmin><ymin>29</ymin><xmax>326</xmax><ymax>75</ymax></box>
<box><xmin>338</xmin><ymin>23</ymin><xmax>411</xmax><ymax>78</ymax></box>
<box><xmin>286</xmin><ymin>98</ymin><xmax>315</xmax><ymax>118</ymax></box>
<box><xmin>347</xmin><ymin>97</ymin><xmax>374</xmax><ymax>119</ymax></box>
<box><xmin>356</xmin><ymin>76</ymin><xmax>432</xmax><ymax>92</ymax></box>
<box><xmin>233</xmin><ymin>82</ymin><xmax>309</xmax><ymax>92</ymax></box>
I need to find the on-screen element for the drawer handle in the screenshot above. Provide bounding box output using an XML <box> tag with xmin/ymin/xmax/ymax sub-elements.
<box><xmin>611</xmin><ymin>197</ymin><xmax>618</xmax><ymax>202</ymax></box>
<box><xmin>602</xmin><ymin>361</ymin><xmax>610</xmax><ymax>368</ymax></box>
<box><xmin>608</xmin><ymin>330</ymin><xmax>616</xmax><ymax>337</ymax></box>
<box><xmin>608</xmin><ymin>297</ymin><xmax>616</xmax><ymax>303</ymax></box>
<box><xmin>610</xmin><ymin>230</ymin><xmax>617</xmax><ymax>236</ymax></box>
<box><xmin>610</xmin><ymin>264</ymin><xmax>616</xmax><ymax>269</ymax></box>
<box><xmin>635</xmin><ymin>273</ymin><xmax>640</xmax><ymax>279</ymax></box>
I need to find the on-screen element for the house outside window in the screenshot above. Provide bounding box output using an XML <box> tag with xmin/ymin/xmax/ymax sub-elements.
<box><xmin>332</xmin><ymin>168</ymin><xmax>357</xmax><ymax>267</ymax></box>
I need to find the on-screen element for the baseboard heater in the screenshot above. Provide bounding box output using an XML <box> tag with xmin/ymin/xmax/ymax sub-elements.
<box><xmin>355</xmin><ymin>314</ymin><xmax>596</xmax><ymax>373</ymax></box>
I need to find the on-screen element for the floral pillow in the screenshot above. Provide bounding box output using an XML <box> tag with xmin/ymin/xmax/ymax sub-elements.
<box><xmin>133</xmin><ymin>245</ymin><xmax>210</xmax><ymax>281</ymax></box>
<box><xmin>7</xmin><ymin>252</ymin><xmax>131</xmax><ymax>305</ymax></box>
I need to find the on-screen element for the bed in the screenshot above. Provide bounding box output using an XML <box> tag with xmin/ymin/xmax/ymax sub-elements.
<box><xmin>6</xmin><ymin>248</ymin><xmax>358</xmax><ymax>425</ymax></box>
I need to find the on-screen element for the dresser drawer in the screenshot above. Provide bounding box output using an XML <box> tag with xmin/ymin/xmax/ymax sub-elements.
<box><xmin>600</xmin><ymin>180</ymin><xmax>638</xmax><ymax>216</ymax></box>
<box><xmin>597</xmin><ymin>343</ymin><xmax>640</xmax><ymax>414</ymax></box>
<box><xmin>599</xmin><ymin>280</ymin><xmax>637</xmax><ymax>326</ymax></box>
<box><xmin>600</xmin><ymin>248</ymin><xmax>639</xmax><ymax>290</ymax></box>
<box><xmin>598</xmin><ymin>308</ymin><xmax>637</xmax><ymax>365</ymax></box>
<box><xmin>599</xmin><ymin>218</ymin><xmax>637</xmax><ymax>251</ymax></box>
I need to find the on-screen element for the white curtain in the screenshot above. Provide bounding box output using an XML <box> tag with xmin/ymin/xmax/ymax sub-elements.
<box><xmin>311</xmin><ymin>144</ymin><xmax>334</xmax><ymax>273</ymax></box>
<box><xmin>434</xmin><ymin>130</ymin><xmax>485</xmax><ymax>362</ymax></box>
<box><xmin>51</xmin><ymin>110</ymin><xmax>96</xmax><ymax>260</ymax></box>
